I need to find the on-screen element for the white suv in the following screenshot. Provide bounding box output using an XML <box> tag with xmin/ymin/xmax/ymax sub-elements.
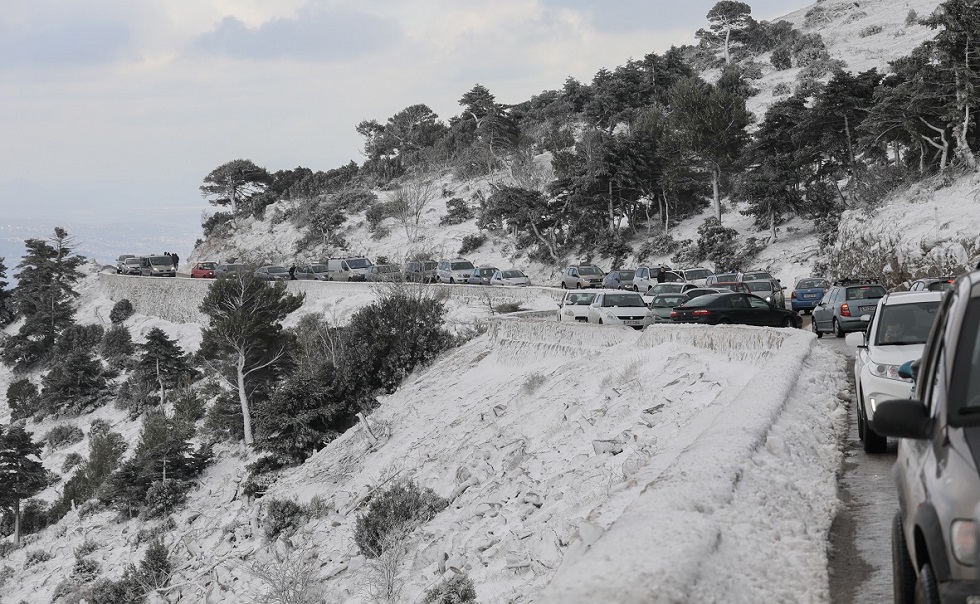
<box><xmin>436</xmin><ymin>258</ymin><xmax>475</xmax><ymax>284</ymax></box>
<box><xmin>845</xmin><ymin>291</ymin><xmax>943</xmax><ymax>453</ymax></box>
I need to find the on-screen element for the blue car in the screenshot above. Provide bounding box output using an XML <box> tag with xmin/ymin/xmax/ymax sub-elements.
<box><xmin>791</xmin><ymin>277</ymin><xmax>830</xmax><ymax>313</ymax></box>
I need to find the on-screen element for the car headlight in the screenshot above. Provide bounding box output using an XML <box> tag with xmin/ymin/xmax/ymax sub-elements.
<box><xmin>951</xmin><ymin>519</ymin><xmax>977</xmax><ymax>565</ymax></box>
<box><xmin>869</xmin><ymin>363</ymin><xmax>911</xmax><ymax>382</ymax></box>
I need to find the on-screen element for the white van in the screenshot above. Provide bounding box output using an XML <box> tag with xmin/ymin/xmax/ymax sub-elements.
<box><xmin>325</xmin><ymin>257</ymin><xmax>373</xmax><ymax>281</ymax></box>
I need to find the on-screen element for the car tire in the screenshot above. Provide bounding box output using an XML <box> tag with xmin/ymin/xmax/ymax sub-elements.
<box><xmin>864</xmin><ymin>420</ymin><xmax>887</xmax><ymax>454</ymax></box>
<box><xmin>914</xmin><ymin>564</ymin><xmax>940</xmax><ymax>604</ymax></box>
<box><xmin>812</xmin><ymin>318</ymin><xmax>823</xmax><ymax>338</ymax></box>
<box><xmin>892</xmin><ymin>513</ymin><xmax>916</xmax><ymax>604</ymax></box>
<box><xmin>833</xmin><ymin>318</ymin><xmax>845</xmax><ymax>338</ymax></box>
<box><xmin>856</xmin><ymin>390</ymin><xmax>866</xmax><ymax>441</ymax></box>
<box><xmin>717</xmin><ymin>318</ymin><xmax>731</xmax><ymax>325</ymax></box>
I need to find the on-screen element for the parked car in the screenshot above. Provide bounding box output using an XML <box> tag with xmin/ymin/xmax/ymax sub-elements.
<box><xmin>557</xmin><ymin>290</ymin><xmax>598</xmax><ymax>322</ymax></box>
<box><xmin>139</xmin><ymin>255</ymin><xmax>176</xmax><ymax>277</ymax></box>
<box><xmin>325</xmin><ymin>257</ymin><xmax>372</xmax><ymax>281</ymax></box>
<box><xmin>669</xmin><ymin>292</ymin><xmax>802</xmax><ymax>328</ymax></box>
<box><xmin>790</xmin><ymin>277</ymin><xmax>830</xmax><ymax>313</ymax></box>
<box><xmin>490</xmin><ymin>269</ymin><xmax>531</xmax><ymax>287</ymax></box>
<box><xmin>714</xmin><ymin>282</ymin><xmax>753</xmax><ymax>294</ymax></box>
<box><xmin>404</xmin><ymin>259</ymin><xmax>437</xmax><ymax>283</ymax></box>
<box><xmin>116</xmin><ymin>254</ymin><xmax>135</xmax><ymax>274</ymax></box>
<box><xmin>645</xmin><ymin>282</ymin><xmax>699</xmax><ymax>297</ymax></box>
<box><xmin>704</xmin><ymin>273</ymin><xmax>741</xmax><ymax>286</ymax></box>
<box><xmin>676</xmin><ymin>267</ymin><xmax>713</xmax><ymax>287</ymax></box>
<box><xmin>602</xmin><ymin>269</ymin><xmax>636</xmax><ymax>289</ymax></box>
<box><xmin>632</xmin><ymin>266</ymin><xmax>682</xmax><ymax>292</ymax></box>
<box><xmin>586</xmin><ymin>291</ymin><xmax>653</xmax><ymax>329</ymax></box>
<box><xmin>561</xmin><ymin>265</ymin><xmax>605</xmax><ymax>289</ymax></box>
<box><xmin>254</xmin><ymin>265</ymin><xmax>290</xmax><ymax>281</ymax></box>
<box><xmin>908</xmin><ymin>276</ymin><xmax>956</xmax><ymax>292</ymax></box>
<box><xmin>738</xmin><ymin>270</ymin><xmax>777</xmax><ymax>282</ymax></box>
<box><xmin>871</xmin><ymin>270</ymin><xmax>980</xmax><ymax>602</ymax></box>
<box><xmin>293</xmin><ymin>263</ymin><xmax>330</xmax><ymax>280</ymax></box>
<box><xmin>845</xmin><ymin>291</ymin><xmax>942</xmax><ymax>453</ymax></box>
<box><xmin>119</xmin><ymin>257</ymin><xmax>142</xmax><ymax>275</ymax></box>
<box><xmin>365</xmin><ymin>264</ymin><xmax>403</xmax><ymax>282</ymax></box>
<box><xmin>215</xmin><ymin>263</ymin><xmax>247</xmax><ymax>278</ymax></box>
<box><xmin>743</xmin><ymin>279</ymin><xmax>787</xmax><ymax>307</ymax></box>
<box><xmin>437</xmin><ymin>258</ymin><xmax>476</xmax><ymax>284</ymax></box>
<box><xmin>467</xmin><ymin>266</ymin><xmax>499</xmax><ymax>285</ymax></box>
<box><xmin>811</xmin><ymin>279</ymin><xmax>888</xmax><ymax>338</ymax></box>
<box><xmin>190</xmin><ymin>261</ymin><xmax>217</xmax><ymax>279</ymax></box>
<box><xmin>648</xmin><ymin>293</ymin><xmax>690</xmax><ymax>324</ymax></box>
<box><xmin>683</xmin><ymin>287</ymin><xmax>727</xmax><ymax>301</ymax></box>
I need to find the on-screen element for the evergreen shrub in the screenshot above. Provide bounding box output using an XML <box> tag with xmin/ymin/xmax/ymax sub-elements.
<box><xmin>109</xmin><ymin>299</ymin><xmax>135</xmax><ymax>324</ymax></box>
<box><xmin>421</xmin><ymin>573</ymin><xmax>478</xmax><ymax>604</ymax></box>
<box><xmin>45</xmin><ymin>425</ymin><xmax>84</xmax><ymax>450</ymax></box>
<box><xmin>263</xmin><ymin>498</ymin><xmax>306</xmax><ymax>541</ymax></box>
<box><xmin>354</xmin><ymin>481</ymin><xmax>447</xmax><ymax>558</ymax></box>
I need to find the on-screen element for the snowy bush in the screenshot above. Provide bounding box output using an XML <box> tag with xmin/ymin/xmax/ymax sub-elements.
<box><xmin>109</xmin><ymin>298</ymin><xmax>135</xmax><ymax>324</ymax></box>
<box><xmin>354</xmin><ymin>480</ymin><xmax>448</xmax><ymax>558</ymax></box>
<box><xmin>74</xmin><ymin>538</ymin><xmax>100</xmax><ymax>557</ymax></box>
<box><xmin>770</xmin><ymin>46</ymin><xmax>792</xmax><ymax>70</ymax></box>
<box><xmin>141</xmin><ymin>479</ymin><xmax>192</xmax><ymax>519</ymax></box>
<box><xmin>71</xmin><ymin>555</ymin><xmax>101</xmax><ymax>582</ymax></box>
<box><xmin>696</xmin><ymin>217</ymin><xmax>740</xmax><ymax>272</ymax></box>
<box><xmin>0</xmin><ymin>563</ymin><xmax>13</xmax><ymax>586</ymax></box>
<box><xmin>45</xmin><ymin>424</ymin><xmax>84</xmax><ymax>450</ymax></box>
<box><xmin>905</xmin><ymin>9</ymin><xmax>918</xmax><ymax>25</ymax></box>
<box><xmin>101</xmin><ymin>324</ymin><xmax>135</xmax><ymax>365</ymax></box>
<box><xmin>263</xmin><ymin>498</ymin><xmax>306</xmax><ymax>541</ymax></box>
<box><xmin>23</xmin><ymin>548</ymin><xmax>52</xmax><ymax>568</ymax></box>
<box><xmin>439</xmin><ymin>198</ymin><xmax>473</xmax><ymax>226</ymax></box>
<box><xmin>421</xmin><ymin>573</ymin><xmax>478</xmax><ymax>604</ymax></box>
<box><xmin>458</xmin><ymin>233</ymin><xmax>487</xmax><ymax>256</ymax></box>
<box><xmin>6</xmin><ymin>378</ymin><xmax>40</xmax><ymax>421</ymax></box>
<box><xmin>859</xmin><ymin>24</ymin><xmax>883</xmax><ymax>37</ymax></box>
<box><xmin>0</xmin><ymin>541</ymin><xmax>17</xmax><ymax>559</ymax></box>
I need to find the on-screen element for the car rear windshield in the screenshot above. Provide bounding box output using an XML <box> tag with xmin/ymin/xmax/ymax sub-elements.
<box><xmin>578</xmin><ymin>266</ymin><xmax>603</xmax><ymax>275</ymax></box>
<box><xmin>798</xmin><ymin>279</ymin><xmax>828</xmax><ymax>289</ymax></box>
<box><xmin>451</xmin><ymin>261</ymin><xmax>474</xmax><ymax>270</ymax></box>
<box><xmin>684</xmin><ymin>269</ymin><xmax>711</xmax><ymax>280</ymax></box>
<box><xmin>742</xmin><ymin>272</ymin><xmax>772</xmax><ymax>281</ymax></box>
<box><xmin>745</xmin><ymin>281</ymin><xmax>773</xmax><ymax>292</ymax></box>
<box><xmin>846</xmin><ymin>286</ymin><xmax>887</xmax><ymax>300</ymax></box>
<box><xmin>602</xmin><ymin>294</ymin><xmax>645</xmax><ymax>307</ymax></box>
<box><xmin>345</xmin><ymin>258</ymin><xmax>371</xmax><ymax>269</ymax></box>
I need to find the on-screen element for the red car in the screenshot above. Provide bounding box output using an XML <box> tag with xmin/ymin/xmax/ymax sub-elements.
<box><xmin>190</xmin><ymin>261</ymin><xmax>217</xmax><ymax>278</ymax></box>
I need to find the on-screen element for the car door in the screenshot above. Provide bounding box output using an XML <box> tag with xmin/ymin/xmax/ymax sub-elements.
<box><xmin>745</xmin><ymin>294</ymin><xmax>780</xmax><ymax>326</ymax></box>
<box><xmin>813</xmin><ymin>289</ymin><xmax>836</xmax><ymax>331</ymax></box>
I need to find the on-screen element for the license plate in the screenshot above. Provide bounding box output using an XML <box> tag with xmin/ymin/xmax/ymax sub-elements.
<box><xmin>623</xmin><ymin>320</ymin><xmax>644</xmax><ymax>326</ymax></box>
<box><xmin>803</xmin><ymin>293</ymin><xmax>817</xmax><ymax>299</ymax></box>
<box><xmin>860</xmin><ymin>305</ymin><xmax>876</xmax><ymax>313</ymax></box>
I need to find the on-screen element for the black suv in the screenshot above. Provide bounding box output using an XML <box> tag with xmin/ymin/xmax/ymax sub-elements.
<box><xmin>811</xmin><ymin>278</ymin><xmax>887</xmax><ymax>338</ymax></box>
<box><xmin>873</xmin><ymin>270</ymin><xmax>980</xmax><ymax>602</ymax></box>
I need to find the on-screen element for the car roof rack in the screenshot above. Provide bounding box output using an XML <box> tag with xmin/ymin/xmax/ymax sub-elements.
<box><xmin>833</xmin><ymin>278</ymin><xmax>879</xmax><ymax>286</ymax></box>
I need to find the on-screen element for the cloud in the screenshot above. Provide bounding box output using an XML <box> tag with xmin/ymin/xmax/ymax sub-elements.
<box><xmin>0</xmin><ymin>15</ymin><xmax>132</xmax><ymax>68</ymax></box>
<box><xmin>192</xmin><ymin>6</ymin><xmax>401</xmax><ymax>61</ymax></box>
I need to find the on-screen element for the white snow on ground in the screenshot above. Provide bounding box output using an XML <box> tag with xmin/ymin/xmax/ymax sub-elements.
<box><xmin>0</xmin><ymin>271</ymin><xmax>851</xmax><ymax>602</ymax></box>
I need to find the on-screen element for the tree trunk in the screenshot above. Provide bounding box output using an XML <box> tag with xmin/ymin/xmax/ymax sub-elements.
<box><xmin>14</xmin><ymin>498</ymin><xmax>21</xmax><ymax>545</ymax></box>
<box><xmin>712</xmin><ymin>166</ymin><xmax>722</xmax><ymax>222</ymax></box>
<box><xmin>156</xmin><ymin>359</ymin><xmax>166</xmax><ymax>407</ymax></box>
<box><xmin>529</xmin><ymin>222</ymin><xmax>560</xmax><ymax>264</ymax></box>
<box><xmin>724</xmin><ymin>27</ymin><xmax>731</xmax><ymax>64</ymax></box>
<box><xmin>662</xmin><ymin>188</ymin><xmax>671</xmax><ymax>237</ymax></box>
<box><xmin>954</xmin><ymin>67</ymin><xmax>979</xmax><ymax>170</ymax></box>
<box><xmin>236</xmin><ymin>352</ymin><xmax>254</xmax><ymax>446</ymax></box>
<box><xmin>770</xmin><ymin>209</ymin><xmax>777</xmax><ymax>242</ymax></box>
<box><xmin>844</xmin><ymin>114</ymin><xmax>856</xmax><ymax>167</ymax></box>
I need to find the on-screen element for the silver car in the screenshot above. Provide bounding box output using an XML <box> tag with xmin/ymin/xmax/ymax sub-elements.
<box><xmin>561</xmin><ymin>265</ymin><xmax>605</xmax><ymax>289</ymax></box>
<box><xmin>586</xmin><ymin>291</ymin><xmax>652</xmax><ymax>329</ymax></box>
<box><xmin>294</xmin><ymin>264</ymin><xmax>330</xmax><ymax>280</ymax></box>
<box><xmin>743</xmin><ymin>279</ymin><xmax>787</xmax><ymax>308</ymax></box>
<box><xmin>254</xmin><ymin>265</ymin><xmax>290</xmax><ymax>281</ymax></box>
<box><xmin>812</xmin><ymin>280</ymin><xmax>888</xmax><ymax>338</ymax></box>
<box><xmin>490</xmin><ymin>269</ymin><xmax>530</xmax><ymax>287</ymax></box>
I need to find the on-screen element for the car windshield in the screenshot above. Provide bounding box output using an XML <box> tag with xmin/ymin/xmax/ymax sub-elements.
<box><xmin>565</xmin><ymin>293</ymin><xmax>596</xmax><ymax>305</ymax></box>
<box><xmin>345</xmin><ymin>258</ymin><xmax>371</xmax><ymax>269</ymax></box>
<box><xmin>652</xmin><ymin>294</ymin><xmax>687</xmax><ymax>308</ymax></box>
<box><xmin>422</xmin><ymin>261</ymin><xmax>437</xmax><ymax>270</ymax></box>
<box><xmin>266</xmin><ymin>266</ymin><xmax>288</xmax><ymax>274</ymax></box>
<box><xmin>125</xmin><ymin>258</ymin><xmax>141</xmax><ymax>266</ymax></box>
<box><xmin>578</xmin><ymin>266</ymin><xmax>603</xmax><ymax>276</ymax></box>
<box><xmin>684</xmin><ymin>269</ymin><xmax>711</xmax><ymax>280</ymax></box>
<box><xmin>602</xmin><ymin>293</ymin><xmax>646</xmax><ymax>307</ymax></box>
<box><xmin>745</xmin><ymin>281</ymin><xmax>773</xmax><ymax>292</ymax></box>
<box><xmin>501</xmin><ymin>270</ymin><xmax>524</xmax><ymax>278</ymax></box>
<box><xmin>149</xmin><ymin>256</ymin><xmax>172</xmax><ymax>266</ymax></box>
<box><xmin>846</xmin><ymin>286</ymin><xmax>887</xmax><ymax>300</ymax></box>
<box><xmin>742</xmin><ymin>272</ymin><xmax>772</xmax><ymax>281</ymax></box>
<box><xmin>198</xmin><ymin>262</ymin><xmax>217</xmax><ymax>270</ymax></box>
<box><xmin>451</xmin><ymin>261</ymin><xmax>474</xmax><ymax>270</ymax></box>
<box><xmin>478</xmin><ymin>268</ymin><xmax>496</xmax><ymax>276</ymax></box>
<box><xmin>875</xmin><ymin>301</ymin><xmax>940</xmax><ymax>345</ymax></box>
<box><xmin>798</xmin><ymin>279</ymin><xmax>828</xmax><ymax>289</ymax></box>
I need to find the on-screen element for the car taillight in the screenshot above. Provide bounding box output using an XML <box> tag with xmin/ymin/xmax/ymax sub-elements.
<box><xmin>840</xmin><ymin>303</ymin><xmax>850</xmax><ymax>317</ymax></box>
<box><xmin>791</xmin><ymin>291</ymin><xmax>797</xmax><ymax>299</ymax></box>
<box><xmin>692</xmin><ymin>309</ymin><xmax>711</xmax><ymax>316</ymax></box>
<box><xmin>670</xmin><ymin>310</ymin><xmax>679</xmax><ymax>318</ymax></box>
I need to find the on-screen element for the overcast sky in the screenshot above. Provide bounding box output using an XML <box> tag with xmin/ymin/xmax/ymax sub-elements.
<box><xmin>0</xmin><ymin>0</ymin><xmax>806</xmax><ymax>238</ymax></box>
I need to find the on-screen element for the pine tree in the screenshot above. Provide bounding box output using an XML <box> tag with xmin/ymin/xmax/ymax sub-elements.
<box><xmin>135</xmin><ymin>327</ymin><xmax>194</xmax><ymax>405</ymax></box>
<box><xmin>2</xmin><ymin>227</ymin><xmax>86</xmax><ymax>371</ymax></box>
<box><xmin>199</xmin><ymin>272</ymin><xmax>304</xmax><ymax>445</ymax></box>
<box><xmin>0</xmin><ymin>425</ymin><xmax>48</xmax><ymax>544</ymax></box>
<box><xmin>0</xmin><ymin>256</ymin><xmax>13</xmax><ymax>326</ymax></box>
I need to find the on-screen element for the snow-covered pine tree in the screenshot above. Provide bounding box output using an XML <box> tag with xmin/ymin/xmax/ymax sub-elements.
<box><xmin>0</xmin><ymin>425</ymin><xmax>48</xmax><ymax>544</ymax></box>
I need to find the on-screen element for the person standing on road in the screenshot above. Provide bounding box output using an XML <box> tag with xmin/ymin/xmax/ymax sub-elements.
<box><xmin>172</xmin><ymin>252</ymin><xmax>179</xmax><ymax>271</ymax></box>
<box><xmin>289</xmin><ymin>265</ymin><xmax>296</xmax><ymax>280</ymax></box>
<box><xmin>656</xmin><ymin>265</ymin><xmax>667</xmax><ymax>284</ymax></box>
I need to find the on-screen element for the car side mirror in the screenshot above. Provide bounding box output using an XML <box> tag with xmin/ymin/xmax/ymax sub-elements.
<box><xmin>898</xmin><ymin>359</ymin><xmax>918</xmax><ymax>381</ymax></box>
<box><xmin>844</xmin><ymin>332</ymin><xmax>865</xmax><ymax>348</ymax></box>
<box><xmin>871</xmin><ymin>398</ymin><xmax>932</xmax><ymax>440</ymax></box>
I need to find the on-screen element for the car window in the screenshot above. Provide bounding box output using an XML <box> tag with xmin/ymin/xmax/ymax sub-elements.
<box><xmin>748</xmin><ymin>296</ymin><xmax>770</xmax><ymax>309</ymax></box>
<box><xmin>684</xmin><ymin>269</ymin><xmax>711</xmax><ymax>280</ymax></box>
<box><xmin>601</xmin><ymin>293</ymin><xmax>644</xmax><ymax>307</ymax></box>
<box><xmin>874</xmin><ymin>301</ymin><xmax>940</xmax><ymax>345</ymax></box>
<box><xmin>927</xmin><ymin>281</ymin><xmax>955</xmax><ymax>292</ymax></box>
<box><xmin>502</xmin><ymin>270</ymin><xmax>522</xmax><ymax>278</ymax></box>
<box><xmin>579</xmin><ymin>266</ymin><xmax>602</xmax><ymax>276</ymax></box>
<box><xmin>345</xmin><ymin>258</ymin><xmax>371</xmax><ymax>269</ymax></box>
<box><xmin>951</xmin><ymin>299</ymin><xmax>980</xmax><ymax>415</ymax></box>
<box><xmin>846</xmin><ymin>286</ymin><xmax>886</xmax><ymax>300</ymax></box>
<box><xmin>745</xmin><ymin>281</ymin><xmax>771</xmax><ymax>292</ymax></box>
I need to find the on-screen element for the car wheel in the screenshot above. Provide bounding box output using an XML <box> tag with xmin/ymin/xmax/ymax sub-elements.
<box><xmin>914</xmin><ymin>564</ymin><xmax>940</xmax><ymax>604</ymax></box>
<box><xmin>781</xmin><ymin>317</ymin><xmax>793</xmax><ymax>328</ymax></box>
<box><xmin>856</xmin><ymin>391</ymin><xmax>866</xmax><ymax>441</ymax></box>
<box><xmin>717</xmin><ymin>318</ymin><xmax>731</xmax><ymax>325</ymax></box>
<box><xmin>863</xmin><ymin>418</ymin><xmax>887</xmax><ymax>454</ymax></box>
<box><xmin>892</xmin><ymin>513</ymin><xmax>916</xmax><ymax>604</ymax></box>
<box><xmin>812</xmin><ymin>317</ymin><xmax>823</xmax><ymax>338</ymax></box>
<box><xmin>834</xmin><ymin>318</ymin><xmax>845</xmax><ymax>338</ymax></box>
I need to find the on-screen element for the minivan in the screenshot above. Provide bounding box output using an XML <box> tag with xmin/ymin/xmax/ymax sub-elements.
<box><xmin>325</xmin><ymin>257</ymin><xmax>372</xmax><ymax>281</ymax></box>
<box><xmin>140</xmin><ymin>255</ymin><xmax>176</xmax><ymax>277</ymax></box>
